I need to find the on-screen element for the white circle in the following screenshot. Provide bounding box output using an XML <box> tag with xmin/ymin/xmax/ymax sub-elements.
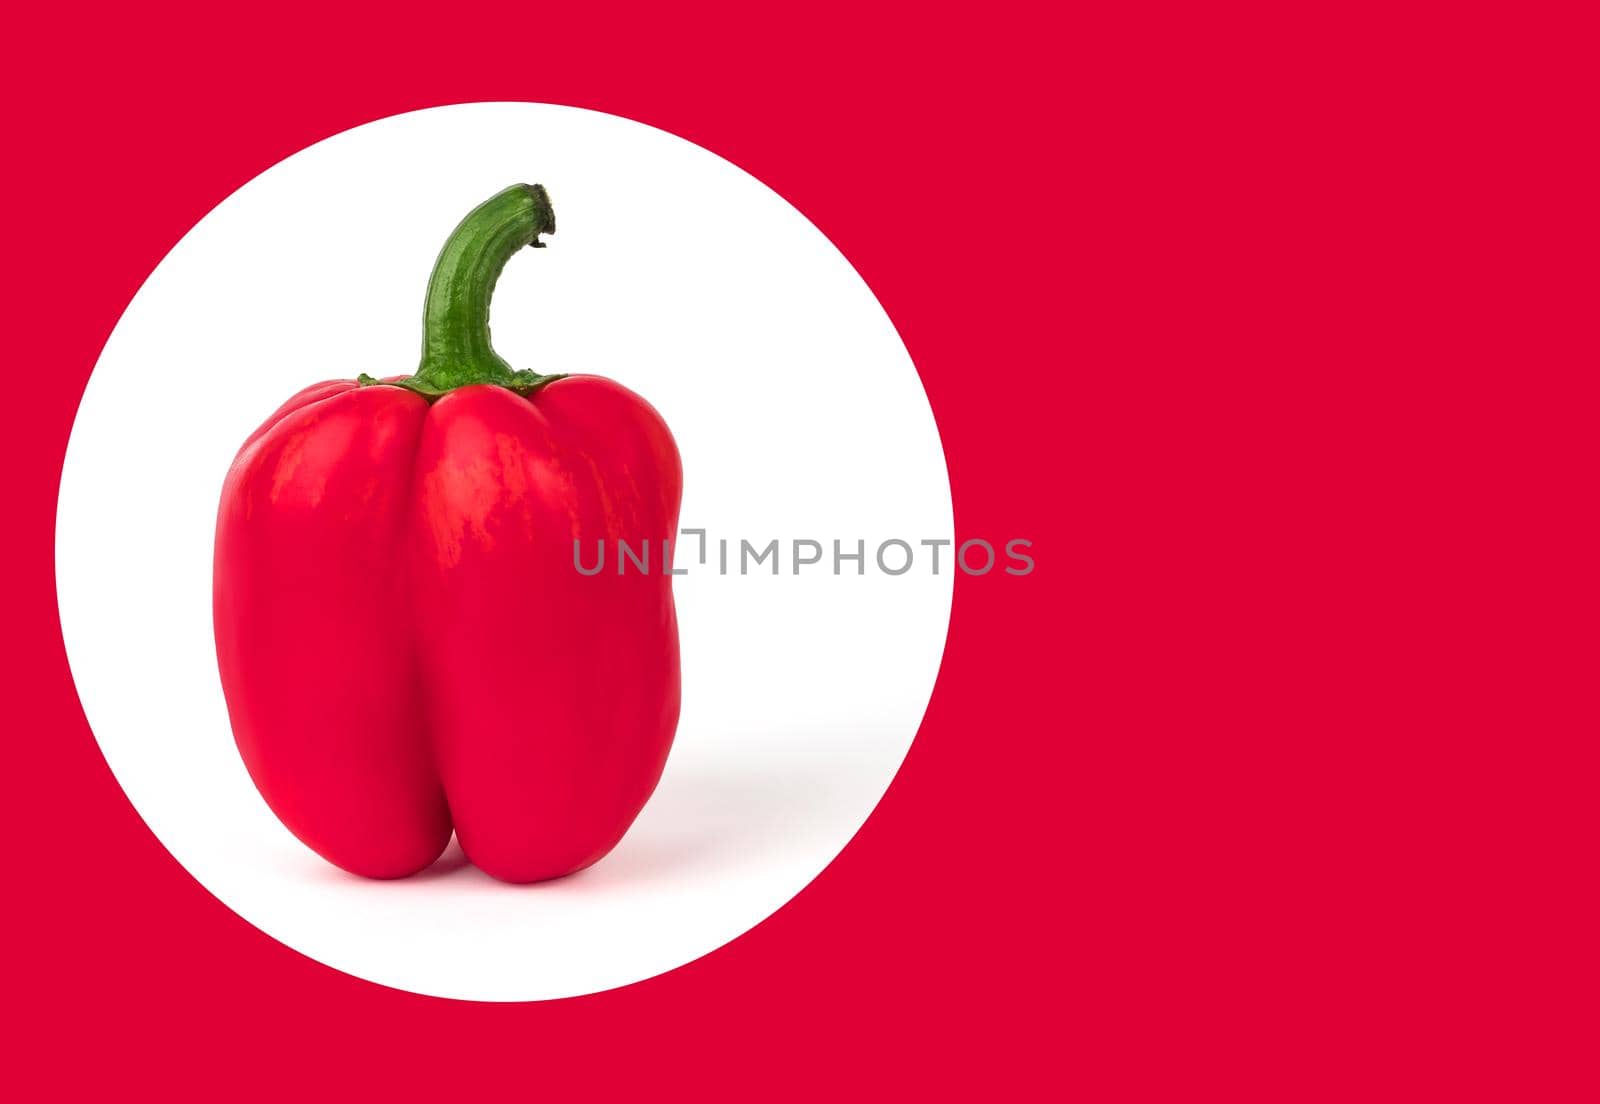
<box><xmin>57</xmin><ymin>103</ymin><xmax>952</xmax><ymax>1001</ymax></box>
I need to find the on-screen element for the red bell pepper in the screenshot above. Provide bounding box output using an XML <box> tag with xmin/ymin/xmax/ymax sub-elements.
<box><xmin>213</xmin><ymin>185</ymin><xmax>682</xmax><ymax>883</ymax></box>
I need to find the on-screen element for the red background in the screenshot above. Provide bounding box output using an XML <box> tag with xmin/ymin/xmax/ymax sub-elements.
<box><xmin>4</xmin><ymin>5</ymin><xmax>1596</xmax><ymax>1098</ymax></box>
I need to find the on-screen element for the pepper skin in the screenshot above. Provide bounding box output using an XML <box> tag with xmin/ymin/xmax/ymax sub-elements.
<box><xmin>213</xmin><ymin>185</ymin><xmax>682</xmax><ymax>882</ymax></box>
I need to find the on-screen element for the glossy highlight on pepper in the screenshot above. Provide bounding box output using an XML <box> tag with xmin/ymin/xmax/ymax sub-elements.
<box><xmin>213</xmin><ymin>185</ymin><xmax>683</xmax><ymax>883</ymax></box>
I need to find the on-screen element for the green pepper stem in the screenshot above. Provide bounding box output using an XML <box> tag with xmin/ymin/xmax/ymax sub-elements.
<box><xmin>362</xmin><ymin>184</ymin><xmax>562</xmax><ymax>399</ymax></box>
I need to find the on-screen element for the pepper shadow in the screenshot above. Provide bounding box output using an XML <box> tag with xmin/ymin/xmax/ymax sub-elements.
<box><xmin>569</xmin><ymin>734</ymin><xmax>891</xmax><ymax>891</ymax></box>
